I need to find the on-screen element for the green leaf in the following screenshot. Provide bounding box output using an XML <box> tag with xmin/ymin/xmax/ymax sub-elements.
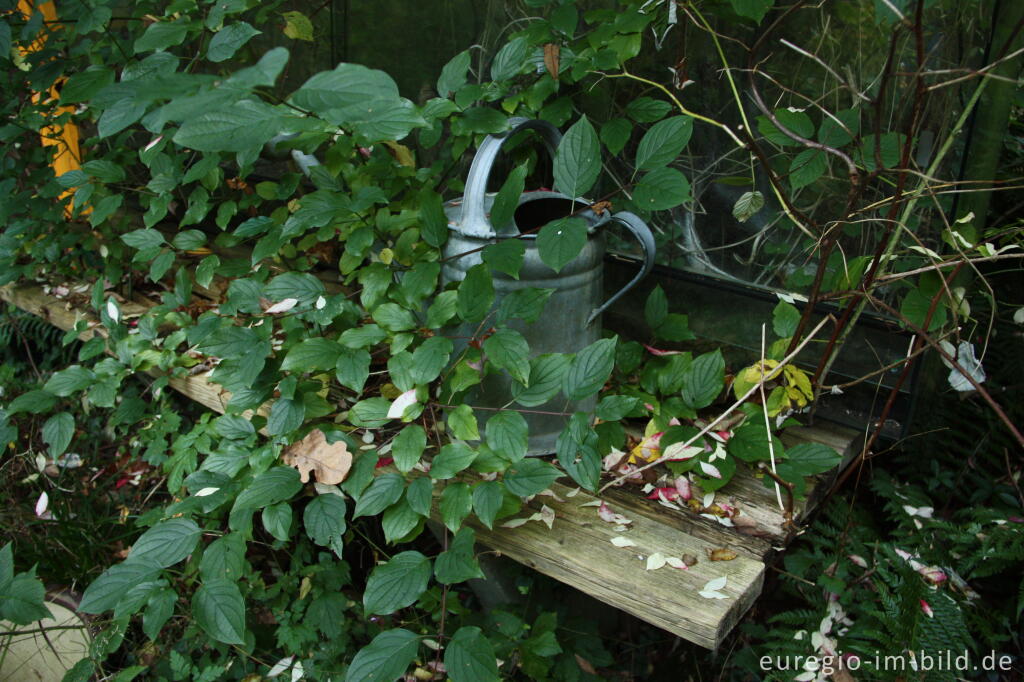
<box><xmin>410</xmin><ymin>336</ymin><xmax>452</xmax><ymax>385</ymax></box>
<box><xmin>491</xmin><ymin>36</ymin><xmax>530</xmax><ymax>81</ymax></box>
<box><xmin>633</xmin><ymin>167</ymin><xmax>691</xmax><ymax>210</ymax></box>
<box><xmin>382</xmin><ymin>498</ymin><xmax>422</xmax><ymax>543</ymax></box>
<box><xmin>728</xmin><ymin>421</ymin><xmax>784</xmax><ymax>463</ymax></box>
<box><xmin>818</xmin><ymin>109</ymin><xmax>859</xmax><ymax>147</ymax></box>
<box><xmin>207</xmin><ymin>22</ymin><xmax>260</xmax><ymax>62</ymax></box>
<box><xmin>472</xmin><ymin>481</ymin><xmax>504</xmax><ymax>529</ymax></box>
<box><xmin>600</xmin><ymin>117</ymin><xmax>632</xmax><ymax>155</ymax></box>
<box><xmin>0</xmin><ymin>567</ymin><xmax>50</xmax><ymax>625</ymax></box>
<box><xmin>772</xmin><ymin>300</ymin><xmax>801</xmax><ymax>338</ymax></box>
<box><xmin>553</xmin><ymin>116</ymin><xmax>601</xmax><ymax>197</ymax></box>
<box><xmin>281</xmin><ymin>10</ymin><xmax>314</xmax><ymax>40</ymax></box>
<box><xmin>42</xmin><ymin>412</ymin><xmax>74</xmax><ymax>456</ymax></box>
<box><xmin>392</xmin><ymin>425</ymin><xmax>427</xmax><ymax>473</ymax></box>
<box><xmin>143</xmin><ymin>588</ymin><xmax>177</xmax><ymax>640</ymax></box>
<box><xmin>353</xmin><ymin>473</ymin><xmax>405</xmax><ymax>518</ymax></box>
<box><xmin>282</xmin><ymin>337</ymin><xmax>343</xmax><ymax>373</ymax></box>
<box><xmin>681</xmin><ymin>350</ymin><xmax>725</xmax><ymax>409</ymax></box>
<box><xmin>127</xmin><ymin>518</ymin><xmax>201</xmax><ymax>568</ymax></box>
<box><xmin>486</xmin><ymin>410</ymin><xmax>528</xmax><ymax>462</ymax></box>
<box><xmin>439</xmin><ymin>482</ymin><xmax>472</xmax><ymax>532</ymax></box>
<box><xmin>900</xmin><ymin>286</ymin><xmax>947</xmax><ymax>332</ymax></box>
<box><xmin>489</xmin><ymin>165</ymin><xmax>528</xmax><ymax>234</ymax></box>
<box><xmin>363</xmin><ymin>551</ymin><xmax>432</xmax><ymax>615</ymax></box>
<box><xmin>635</xmin><ymin>116</ymin><xmax>693</xmax><ymax>170</ymax></box>
<box><xmin>445</xmin><ymin>626</ymin><xmax>499</xmax><ymax>682</ymax></box>
<box><xmin>435</xmin><ymin>528</ymin><xmax>484</xmax><ymax>584</ymax></box>
<box><xmin>335</xmin><ymin>348</ymin><xmax>371</xmax><ymax>394</ymax></box>
<box><xmin>656</xmin><ymin>313</ymin><xmax>695</xmax><ymax>341</ymax></box>
<box><xmin>44</xmin><ymin>365</ymin><xmax>94</xmax><ymax>396</ymax></box>
<box><xmin>173</xmin><ymin>100</ymin><xmax>285</xmax><ymax>153</ymax></box>
<box><xmin>419</xmin><ymin>190</ymin><xmax>449</xmax><ymax>248</ymax></box>
<box><xmin>406</xmin><ymin>477</ymin><xmax>433</xmax><ymax>517</ymax></box>
<box><xmin>448</xmin><ymin>404</ymin><xmax>480</xmax><ymax>441</ymax></box>
<box><xmin>595</xmin><ymin>395</ymin><xmax>640</xmax><ymax>421</ymax></box>
<box><xmin>729</xmin><ymin>0</ymin><xmax>774</xmax><ymax>23</ymax></box>
<box><xmin>556</xmin><ymin>413</ymin><xmax>600</xmax><ymax>491</ymax></box>
<box><xmin>134</xmin><ymin>19</ymin><xmax>188</xmax><ymax>52</ymax></box>
<box><xmin>193</xmin><ymin>579</ymin><xmax>246</xmax><ymax>645</ymax></box>
<box><xmin>482</xmin><ymin>239</ymin><xmax>526</xmax><ymax>279</ymax></box>
<box><xmin>757</xmin><ymin>109</ymin><xmax>814</xmax><ymax>146</ymax></box>
<box><xmin>292</xmin><ymin>62</ymin><xmax>399</xmax><ymax>112</ymax></box>
<box><xmin>233</xmin><ymin>466</ymin><xmax>302</xmax><ymax>511</ymax></box>
<box><xmin>457</xmin><ymin>264</ymin><xmax>495</xmax><ymax>323</ymax></box>
<box><xmin>227</xmin><ymin>46</ymin><xmax>289</xmax><ymax>89</ymax></box>
<box><xmin>732</xmin><ymin>190</ymin><xmax>765</xmax><ymax>223</ymax></box>
<box><xmin>61</xmin><ymin>66</ymin><xmax>115</xmax><ymax>104</ymax></box>
<box><xmin>80</xmin><ymin>561</ymin><xmax>162</xmax><ymax>613</ymax></box>
<box><xmin>262</xmin><ymin>501</ymin><xmax>292</xmax><ymax>541</ymax></box>
<box><xmin>563</xmin><ymin>337</ymin><xmax>616</xmax><ymax>401</ymax></box>
<box><xmin>344</xmin><ymin>628</ymin><xmax>419</xmax><ymax>682</ymax></box>
<box><xmin>537</xmin><ymin>217</ymin><xmax>587</xmax><ymax>273</ymax></box>
<box><xmin>83</xmin><ymin>159</ymin><xmax>127</xmax><ymax>184</ymax></box>
<box><xmin>789</xmin><ymin>149</ymin><xmax>827</xmax><ymax>189</ymax></box>
<box><xmin>437</xmin><ymin>50</ymin><xmax>471</xmax><ymax>97</ymax></box>
<box><xmin>304</xmin><ymin>494</ymin><xmax>347</xmax><ymax>550</ymax></box>
<box><xmin>267</xmin><ymin>397</ymin><xmax>305</xmax><ymax>436</ymax></box>
<box><xmin>458</xmin><ymin>107</ymin><xmax>509</xmax><ymax>134</ymax></box>
<box><xmin>644</xmin><ymin>285</ymin><xmax>668</xmax><ymax>329</ymax></box>
<box><xmin>512</xmin><ymin>353</ymin><xmax>569</xmax><ymax>407</ymax></box>
<box><xmin>626</xmin><ymin>97</ymin><xmax>672</xmax><ymax>123</ymax></box>
<box><xmin>504</xmin><ymin>459</ymin><xmax>561</xmax><ymax>497</ymax></box>
<box><xmin>8</xmin><ymin>390</ymin><xmax>57</xmax><ymax>415</ymax></box>
<box><xmin>199</xmin><ymin>533</ymin><xmax>246</xmax><ymax>582</ymax></box>
<box><xmin>496</xmin><ymin>287</ymin><xmax>553</xmax><ymax>324</ymax></box>
<box><xmin>121</xmin><ymin>228</ymin><xmax>166</xmax><ymax>250</ymax></box>
<box><xmin>348</xmin><ymin>397</ymin><xmax>392</xmax><ymax>428</ymax></box>
<box><xmin>786</xmin><ymin>442</ymin><xmax>841</xmax><ymax>475</ymax></box>
<box><xmin>431</xmin><ymin>442</ymin><xmax>477</xmax><ymax>479</ymax></box>
<box><xmin>483</xmin><ymin>329</ymin><xmax>531</xmax><ymax>385</ymax></box>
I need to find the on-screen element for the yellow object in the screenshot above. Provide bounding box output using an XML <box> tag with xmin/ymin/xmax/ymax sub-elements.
<box><xmin>733</xmin><ymin>359</ymin><xmax>814</xmax><ymax>416</ymax></box>
<box><xmin>17</xmin><ymin>0</ymin><xmax>87</xmax><ymax>217</ymax></box>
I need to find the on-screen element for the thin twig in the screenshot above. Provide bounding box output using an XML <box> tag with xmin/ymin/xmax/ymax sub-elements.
<box><xmin>758</xmin><ymin>324</ymin><xmax>784</xmax><ymax>511</ymax></box>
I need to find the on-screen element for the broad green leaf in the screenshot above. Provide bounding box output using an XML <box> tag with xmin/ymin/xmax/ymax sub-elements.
<box><xmin>553</xmin><ymin>116</ymin><xmax>601</xmax><ymax>198</ymax></box>
<box><xmin>207</xmin><ymin>22</ymin><xmax>260</xmax><ymax>62</ymax></box>
<box><xmin>267</xmin><ymin>397</ymin><xmax>305</xmax><ymax>435</ymax></box>
<box><xmin>265</xmin><ymin>272</ymin><xmax>326</xmax><ymax>304</ymax></box>
<box><xmin>193</xmin><ymin>579</ymin><xmax>246</xmax><ymax>645</ymax></box>
<box><xmin>728</xmin><ymin>421</ymin><xmax>784</xmax><ymax>463</ymax></box>
<box><xmin>563</xmin><ymin>337</ymin><xmax>616</xmax><ymax>401</ymax></box>
<box><xmin>491</xmin><ymin>36</ymin><xmax>529</xmax><ymax>81</ymax></box>
<box><xmin>437</xmin><ymin>50</ymin><xmax>471</xmax><ymax>97</ymax></box>
<box><xmin>537</xmin><ymin>217</ymin><xmax>587</xmax><ymax>273</ymax></box>
<box><xmin>174</xmin><ymin>100</ymin><xmax>285</xmax><ymax>153</ymax></box>
<box><xmin>458</xmin><ymin>107</ymin><xmax>510</xmax><ymax>134</ymax></box>
<box><xmin>818</xmin><ymin>109</ymin><xmax>860</xmax><ymax>147</ymax></box>
<box><xmin>681</xmin><ymin>350</ymin><xmax>724</xmax><ymax>409</ymax></box>
<box><xmin>483</xmin><ymin>329</ymin><xmax>531</xmax><ymax>385</ymax></box>
<box><xmin>344</xmin><ymin>628</ymin><xmax>419</xmax><ymax>682</ymax></box>
<box><xmin>556</xmin><ymin>412</ymin><xmax>601</xmax><ymax>491</ymax></box>
<box><xmin>732</xmin><ymin>191</ymin><xmax>765</xmax><ymax>223</ymax></box>
<box><xmin>348</xmin><ymin>397</ymin><xmax>392</xmax><ymax>428</ymax></box>
<box><xmin>121</xmin><ymin>227</ymin><xmax>165</xmax><ymax>250</ymax></box>
<box><xmin>60</xmin><ymin>67</ymin><xmax>115</xmax><ymax>104</ymax></box>
<box><xmin>392</xmin><ymin>425</ymin><xmax>427</xmax><ymax>473</ymax></box>
<box><xmin>786</xmin><ymin>442</ymin><xmax>842</xmax><ymax>475</ymax></box>
<box><xmin>595</xmin><ymin>395</ymin><xmax>640</xmax><ymax>421</ymax></box>
<box><xmin>304</xmin><ymin>494</ymin><xmax>347</xmax><ymax>549</ymax></box>
<box><xmin>448</xmin><ymin>404</ymin><xmax>480</xmax><ymax>441</ymax></box>
<box><xmin>363</xmin><ymin>551</ymin><xmax>432</xmax><ymax>615</ymax></box>
<box><xmin>472</xmin><ymin>481</ymin><xmax>504</xmax><ymax>529</ymax></box>
<box><xmin>382</xmin><ymin>498</ymin><xmax>422</xmax><ymax>543</ymax></box>
<box><xmin>0</xmin><ymin>563</ymin><xmax>50</xmax><ymax>625</ymax></box>
<box><xmin>773</xmin><ymin>300</ymin><xmax>801</xmax><ymax>338</ymax></box>
<box><xmin>128</xmin><ymin>518</ymin><xmax>201</xmax><ymax>568</ymax></box>
<box><xmin>262</xmin><ymin>501</ymin><xmax>292</xmax><ymax>541</ymax></box>
<box><xmin>291</xmin><ymin>63</ymin><xmax>399</xmax><ymax>112</ymax></box>
<box><xmin>336</xmin><ymin>348</ymin><xmax>371</xmax><ymax>393</ymax></box>
<box><xmin>445</xmin><ymin>626</ymin><xmax>499</xmax><ymax>682</ymax></box>
<box><xmin>281</xmin><ymin>10</ymin><xmax>313</xmax><ymax>40</ymax></box>
<box><xmin>42</xmin><ymin>412</ymin><xmax>74</xmax><ymax>456</ymax></box>
<box><xmin>435</xmin><ymin>528</ymin><xmax>484</xmax><ymax>584</ymax></box>
<box><xmin>485</xmin><ymin>410</ymin><xmax>528</xmax><ymax>462</ymax></box>
<box><xmin>488</xmin><ymin>165</ymin><xmax>528</xmax><ymax>234</ymax></box>
<box><xmin>789</xmin><ymin>148</ymin><xmax>827</xmax><ymax>189</ymax></box>
<box><xmin>900</xmin><ymin>286</ymin><xmax>947</xmax><ymax>332</ymax></box>
<box><xmin>406</xmin><ymin>477</ymin><xmax>433</xmax><ymax>517</ymax></box>
<box><xmin>496</xmin><ymin>287</ymin><xmax>553</xmax><ymax>324</ymax></box>
<box><xmin>655</xmin><ymin>313</ymin><xmax>695</xmax><ymax>341</ymax></box>
<box><xmin>439</xmin><ymin>482</ymin><xmax>472</xmax><ymax>532</ymax></box>
<box><xmin>226</xmin><ymin>46</ymin><xmax>289</xmax><ymax>89</ymax></box>
<box><xmin>282</xmin><ymin>337</ymin><xmax>343</xmax><ymax>372</ymax></box>
<box><xmin>233</xmin><ymin>466</ymin><xmax>302</xmax><ymax>511</ymax></box>
<box><xmin>730</xmin><ymin>0</ymin><xmax>774</xmax><ymax>23</ymax></box>
<box><xmin>644</xmin><ymin>285</ymin><xmax>668</xmax><ymax>329</ymax></box>
<box><xmin>503</xmin><ymin>459</ymin><xmax>561</xmax><ymax>497</ymax></box>
<box><xmin>431</xmin><ymin>442</ymin><xmax>477</xmax><ymax>479</ymax></box>
<box><xmin>457</xmin><ymin>264</ymin><xmax>495</xmax><ymax>323</ymax></box>
<box><xmin>44</xmin><ymin>365</ymin><xmax>94</xmax><ymax>396</ymax></box>
<box><xmin>353</xmin><ymin>473</ymin><xmax>405</xmax><ymax>518</ymax></box>
<box><xmin>626</xmin><ymin>97</ymin><xmax>672</xmax><ymax>123</ymax></box>
<box><xmin>600</xmin><ymin>117</ymin><xmax>632</xmax><ymax>155</ymax></box>
<box><xmin>410</xmin><ymin>336</ymin><xmax>453</xmax><ymax>385</ymax></box>
<box><xmin>635</xmin><ymin>116</ymin><xmax>693</xmax><ymax>170</ymax></box>
<box><xmin>134</xmin><ymin>19</ymin><xmax>188</xmax><ymax>52</ymax></box>
<box><xmin>419</xmin><ymin>190</ymin><xmax>449</xmax><ymax>248</ymax></box>
<box><xmin>482</xmin><ymin>239</ymin><xmax>526</xmax><ymax>279</ymax></box>
<box><xmin>80</xmin><ymin>561</ymin><xmax>162</xmax><ymax>613</ymax></box>
<box><xmin>142</xmin><ymin>588</ymin><xmax>177</xmax><ymax>640</ymax></box>
<box><xmin>633</xmin><ymin>167</ymin><xmax>691</xmax><ymax>210</ymax></box>
<box><xmin>512</xmin><ymin>353</ymin><xmax>569</xmax><ymax>407</ymax></box>
<box><xmin>199</xmin><ymin>533</ymin><xmax>247</xmax><ymax>582</ymax></box>
<box><xmin>757</xmin><ymin>109</ymin><xmax>814</xmax><ymax>146</ymax></box>
<box><xmin>83</xmin><ymin>159</ymin><xmax>126</xmax><ymax>184</ymax></box>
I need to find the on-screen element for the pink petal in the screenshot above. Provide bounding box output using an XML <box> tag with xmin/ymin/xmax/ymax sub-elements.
<box><xmin>35</xmin><ymin>491</ymin><xmax>49</xmax><ymax>517</ymax></box>
<box><xmin>920</xmin><ymin>599</ymin><xmax>934</xmax><ymax>618</ymax></box>
<box><xmin>699</xmin><ymin>461</ymin><xmax>722</xmax><ymax>479</ymax></box>
<box><xmin>645</xmin><ymin>487</ymin><xmax>680</xmax><ymax>502</ymax></box>
<box><xmin>674</xmin><ymin>476</ymin><xmax>692</xmax><ymax>500</ymax></box>
<box><xmin>643</xmin><ymin>344</ymin><xmax>683</xmax><ymax>356</ymax></box>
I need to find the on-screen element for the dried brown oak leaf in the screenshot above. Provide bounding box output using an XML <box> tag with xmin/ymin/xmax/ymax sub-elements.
<box><xmin>282</xmin><ymin>429</ymin><xmax>352</xmax><ymax>484</ymax></box>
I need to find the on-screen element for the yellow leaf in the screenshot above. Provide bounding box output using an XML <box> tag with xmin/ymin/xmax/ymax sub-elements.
<box><xmin>282</xmin><ymin>429</ymin><xmax>352</xmax><ymax>484</ymax></box>
<box><xmin>382</xmin><ymin>140</ymin><xmax>415</xmax><ymax>167</ymax></box>
<box><xmin>281</xmin><ymin>11</ymin><xmax>313</xmax><ymax>41</ymax></box>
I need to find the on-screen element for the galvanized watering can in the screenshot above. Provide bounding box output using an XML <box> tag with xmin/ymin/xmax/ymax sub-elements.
<box><xmin>442</xmin><ymin>118</ymin><xmax>656</xmax><ymax>455</ymax></box>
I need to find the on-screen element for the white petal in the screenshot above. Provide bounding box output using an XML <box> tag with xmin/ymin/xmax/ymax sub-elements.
<box><xmin>143</xmin><ymin>135</ymin><xmax>164</xmax><ymax>152</ymax></box>
<box><xmin>106</xmin><ymin>299</ymin><xmax>121</xmax><ymax>323</ymax></box>
<box><xmin>662</xmin><ymin>441</ymin><xmax>702</xmax><ymax>460</ymax></box>
<box><xmin>35</xmin><ymin>491</ymin><xmax>49</xmax><ymax>517</ymax></box>
<box><xmin>703</xmin><ymin>575</ymin><xmax>728</xmax><ymax>592</ymax></box>
<box><xmin>500</xmin><ymin>517</ymin><xmax>530</xmax><ymax>528</ymax></box>
<box><xmin>290</xmin><ymin>660</ymin><xmax>304</xmax><ymax>682</ymax></box>
<box><xmin>315</xmin><ymin>295</ymin><xmax>327</xmax><ymax>310</ymax></box>
<box><xmin>664</xmin><ymin>556</ymin><xmax>688</xmax><ymax>569</ymax></box>
<box><xmin>539</xmin><ymin>505</ymin><xmax>555</xmax><ymax>529</ymax></box>
<box><xmin>702</xmin><ymin>493</ymin><xmax>715</xmax><ymax>508</ymax></box>
<box><xmin>610</xmin><ymin>536</ymin><xmax>637</xmax><ymax>547</ymax></box>
<box><xmin>387</xmin><ymin>389</ymin><xmax>418</xmax><ymax>419</ymax></box>
<box><xmin>1014</xmin><ymin>307</ymin><xmax>1024</xmax><ymax>326</ymax></box>
<box><xmin>699</xmin><ymin>461</ymin><xmax>722</xmax><ymax>478</ymax></box>
<box><xmin>267</xmin><ymin>656</ymin><xmax>294</xmax><ymax>677</ymax></box>
<box><xmin>699</xmin><ymin>589</ymin><xmax>729</xmax><ymax>600</ymax></box>
<box><xmin>645</xmin><ymin>552</ymin><xmax>667</xmax><ymax>570</ymax></box>
<box><xmin>195</xmin><ymin>487</ymin><xmax>220</xmax><ymax>497</ymax></box>
<box><xmin>265</xmin><ymin>298</ymin><xmax>299</xmax><ymax>314</ymax></box>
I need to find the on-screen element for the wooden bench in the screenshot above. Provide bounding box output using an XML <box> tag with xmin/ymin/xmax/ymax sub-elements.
<box><xmin>1</xmin><ymin>281</ymin><xmax>861</xmax><ymax>649</ymax></box>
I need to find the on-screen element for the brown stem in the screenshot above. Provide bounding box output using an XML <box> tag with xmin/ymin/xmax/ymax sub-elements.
<box><xmin>757</xmin><ymin>462</ymin><xmax>795</xmax><ymax>527</ymax></box>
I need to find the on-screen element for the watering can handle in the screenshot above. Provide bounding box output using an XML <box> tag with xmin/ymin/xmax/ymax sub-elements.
<box><xmin>586</xmin><ymin>211</ymin><xmax>657</xmax><ymax>327</ymax></box>
<box><xmin>460</xmin><ymin>117</ymin><xmax>563</xmax><ymax>239</ymax></box>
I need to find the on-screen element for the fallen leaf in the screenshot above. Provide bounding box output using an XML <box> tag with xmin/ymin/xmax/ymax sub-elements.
<box><xmin>540</xmin><ymin>504</ymin><xmax>555</xmax><ymax>529</ymax></box>
<box><xmin>574</xmin><ymin>655</ymin><xmax>597</xmax><ymax>675</ymax></box>
<box><xmin>265</xmin><ymin>298</ymin><xmax>298</xmax><ymax>314</ymax></box>
<box><xmin>662</xmin><ymin>441</ymin><xmax>702</xmax><ymax>460</ymax></box>
<box><xmin>282</xmin><ymin>429</ymin><xmax>353</xmax><ymax>484</ymax></box>
<box><xmin>597</xmin><ymin>501</ymin><xmax>632</xmax><ymax>526</ymax></box>
<box><xmin>610</xmin><ymin>536</ymin><xmax>637</xmax><ymax>547</ymax></box>
<box><xmin>681</xmin><ymin>553</ymin><xmax>699</xmax><ymax>567</ymax></box>
<box><xmin>707</xmin><ymin>548</ymin><xmax>738</xmax><ymax>562</ymax></box>
<box><xmin>543</xmin><ymin>43</ymin><xmax>560</xmax><ymax>80</ymax></box>
<box><xmin>35</xmin><ymin>491</ymin><xmax>49</xmax><ymax>517</ymax></box>
<box><xmin>645</xmin><ymin>552</ymin><xmax>667</xmax><ymax>570</ymax></box>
